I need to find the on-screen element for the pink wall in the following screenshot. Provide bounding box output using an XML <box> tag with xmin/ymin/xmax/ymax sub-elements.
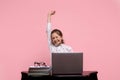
<box><xmin>0</xmin><ymin>0</ymin><xmax>120</xmax><ymax>80</ymax></box>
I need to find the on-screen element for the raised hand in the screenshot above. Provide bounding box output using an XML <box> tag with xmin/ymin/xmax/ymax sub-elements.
<box><xmin>48</xmin><ymin>10</ymin><xmax>56</xmax><ymax>16</ymax></box>
<box><xmin>50</xmin><ymin>11</ymin><xmax>56</xmax><ymax>15</ymax></box>
<box><xmin>47</xmin><ymin>10</ymin><xmax>56</xmax><ymax>22</ymax></box>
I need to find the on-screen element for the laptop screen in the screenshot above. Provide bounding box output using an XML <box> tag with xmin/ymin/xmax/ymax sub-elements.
<box><xmin>51</xmin><ymin>52</ymin><xmax>83</xmax><ymax>75</ymax></box>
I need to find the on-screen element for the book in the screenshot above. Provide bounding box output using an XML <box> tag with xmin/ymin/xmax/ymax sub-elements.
<box><xmin>28</xmin><ymin>66</ymin><xmax>51</xmax><ymax>76</ymax></box>
<box><xmin>28</xmin><ymin>72</ymin><xmax>50</xmax><ymax>76</ymax></box>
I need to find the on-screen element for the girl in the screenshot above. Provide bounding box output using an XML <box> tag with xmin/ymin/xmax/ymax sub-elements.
<box><xmin>46</xmin><ymin>11</ymin><xmax>73</xmax><ymax>53</ymax></box>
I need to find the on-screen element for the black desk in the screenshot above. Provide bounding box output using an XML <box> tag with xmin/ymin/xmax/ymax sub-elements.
<box><xmin>21</xmin><ymin>71</ymin><xmax>98</xmax><ymax>80</ymax></box>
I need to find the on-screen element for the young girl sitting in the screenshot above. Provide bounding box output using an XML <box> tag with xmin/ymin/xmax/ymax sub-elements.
<box><xmin>46</xmin><ymin>11</ymin><xmax>73</xmax><ymax>53</ymax></box>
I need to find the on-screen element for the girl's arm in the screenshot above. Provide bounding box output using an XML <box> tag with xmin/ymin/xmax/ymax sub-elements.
<box><xmin>46</xmin><ymin>11</ymin><xmax>56</xmax><ymax>52</ymax></box>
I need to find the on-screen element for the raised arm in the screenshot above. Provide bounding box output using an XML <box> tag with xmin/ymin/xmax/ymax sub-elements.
<box><xmin>46</xmin><ymin>11</ymin><xmax>56</xmax><ymax>52</ymax></box>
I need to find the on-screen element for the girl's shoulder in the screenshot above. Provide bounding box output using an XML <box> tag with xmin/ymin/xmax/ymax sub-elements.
<box><xmin>61</xmin><ymin>44</ymin><xmax>72</xmax><ymax>49</ymax></box>
<box><xmin>61</xmin><ymin>44</ymin><xmax>73</xmax><ymax>52</ymax></box>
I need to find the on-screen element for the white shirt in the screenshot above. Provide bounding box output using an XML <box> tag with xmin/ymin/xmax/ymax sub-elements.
<box><xmin>46</xmin><ymin>22</ymin><xmax>73</xmax><ymax>53</ymax></box>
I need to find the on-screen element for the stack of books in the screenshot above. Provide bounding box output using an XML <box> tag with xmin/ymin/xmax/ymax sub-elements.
<box><xmin>28</xmin><ymin>66</ymin><xmax>51</xmax><ymax>76</ymax></box>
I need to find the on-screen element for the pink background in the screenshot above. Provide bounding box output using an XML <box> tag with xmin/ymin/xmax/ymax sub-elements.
<box><xmin>0</xmin><ymin>0</ymin><xmax>120</xmax><ymax>80</ymax></box>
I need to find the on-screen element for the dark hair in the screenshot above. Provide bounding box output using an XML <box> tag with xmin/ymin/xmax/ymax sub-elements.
<box><xmin>51</xmin><ymin>29</ymin><xmax>64</xmax><ymax>44</ymax></box>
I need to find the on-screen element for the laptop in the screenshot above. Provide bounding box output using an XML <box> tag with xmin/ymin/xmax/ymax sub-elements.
<box><xmin>51</xmin><ymin>52</ymin><xmax>83</xmax><ymax>75</ymax></box>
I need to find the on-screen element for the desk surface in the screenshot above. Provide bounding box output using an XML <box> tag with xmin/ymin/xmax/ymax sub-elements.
<box><xmin>21</xmin><ymin>71</ymin><xmax>98</xmax><ymax>80</ymax></box>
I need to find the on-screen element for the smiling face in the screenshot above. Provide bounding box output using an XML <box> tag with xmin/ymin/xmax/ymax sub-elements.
<box><xmin>51</xmin><ymin>33</ymin><xmax>63</xmax><ymax>46</ymax></box>
<box><xmin>51</xmin><ymin>29</ymin><xmax>64</xmax><ymax>46</ymax></box>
